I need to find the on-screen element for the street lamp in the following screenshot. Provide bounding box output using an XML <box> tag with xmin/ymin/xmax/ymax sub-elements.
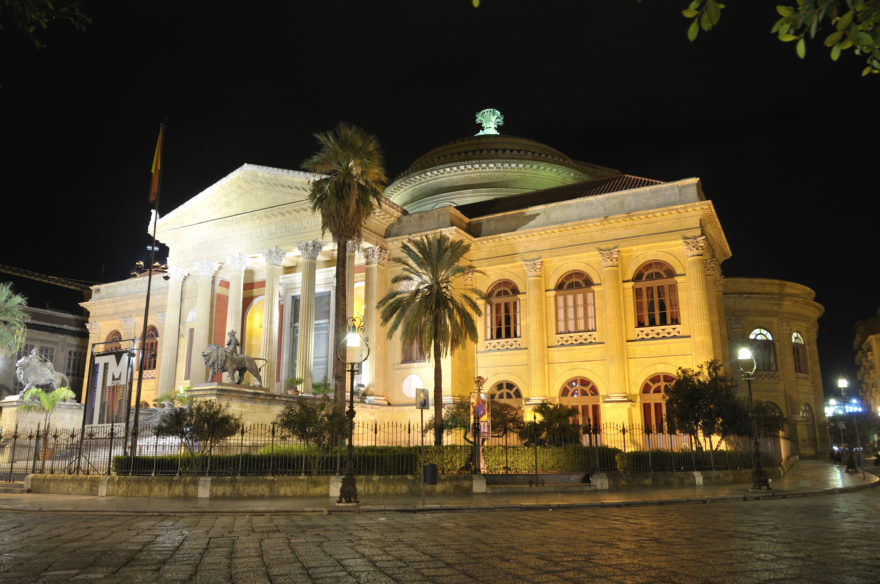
<box><xmin>736</xmin><ymin>347</ymin><xmax>771</xmax><ymax>490</ymax></box>
<box><xmin>838</xmin><ymin>378</ymin><xmax>860</xmax><ymax>472</ymax></box>
<box><xmin>335</xmin><ymin>316</ymin><xmax>370</xmax><ymax>505</ymax></box>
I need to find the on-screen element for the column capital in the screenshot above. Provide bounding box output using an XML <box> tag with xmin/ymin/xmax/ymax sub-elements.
<box><xmin>523</xmin><ymin>259</ymin><xmax>543</xmax><ymax>277</ymax></box>
<box><xmin>225</xmin><ymin>253</ymin><xmax>248</xmax><ymax>273</ymax></box>
<box><xmin>166</xmin><ymin>266</ymin><xmax>189</xmax><ymax>283</ymax></box>
<box><xmin>346</xmin><ymin>238</ymin><xmax>362</xmax><ymax>255</ymax></box>
<box><xmin>193</xmin><ymin>260</ymin><xmax>220</xmax><ymax>278</ymax></box>
<box><xmin>297</xmin><ymin>240</ymin><xmax>324</xmax><ymax>261</ymax></box>
<box><xmin>364</xmin><ymin>246</ymin><xmax>388</xmax><ymax>266</ymax></box>
<box><xmin>683</xmin><ymin>235</ymin><xmax>708</xmax><ymax>258</ymax></box>
<box><xmin>598</xmin><ymin>248</ymin><xmax>620</xmax><ymax>268</ymax></box>
<box><xmin>262</xmin><ymin>247</ymin><xmax>286</xmax><ymax>266</ymax></box>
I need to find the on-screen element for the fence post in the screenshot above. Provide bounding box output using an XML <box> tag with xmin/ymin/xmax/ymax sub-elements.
<box><xmin>238</xmin><ymin>424</ymin><xmax>245</xmax><ymax>477</ymax></box>
<box><xmin>152</xmin><ymin>430</ymin><xmax>159</xmax><ymax>476</ymax></box>
<box><xmin>646</xmin><ymin>428</ymin><xmax>653</xmax><ymax>472</ymax></box>
<box><xmin>269</xmin><ymin>422</ymin><xmax>276</xmax><ymax>476</ymax></box>
<box><xmin>30</xmin><ymin>424</ymin><xmax>41</xmax><ymax>475</ymax></box>
<box><xmin>621</xmin><ymin>424</ymin><xmax>627</xmax><ymax>453</ymax></box>
<box><xmin>107</xmin><ymin>425</ymin><xmax>115</xmax><ymax>476</ymax></box>
<box><xmin>7</xmin><ymin>423</ymin><xmax>18</xmax><ymax>482</ymax></box>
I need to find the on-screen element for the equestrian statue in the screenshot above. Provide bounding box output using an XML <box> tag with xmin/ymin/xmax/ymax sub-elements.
<box><xmin>201</xmin><ymin>330</ymin><xmax>265</xmax><ymax>387</ymax></box>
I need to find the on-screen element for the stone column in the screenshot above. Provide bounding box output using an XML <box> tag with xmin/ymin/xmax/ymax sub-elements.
<box><xmin>297</xmin><ymin>241</ymin><xmax>323</xmax><ymax>394</ymax></box>
<box><xmin>683</xmin><ymin>236</ymin><xmax>715</xmax><ymax>366</ymax></box>
<box><xmin>224</xmin><ymin>253</ymin><xmax>248</xmax><ymax>340</ymax></box>
<box><xmin>523</xmin><ymin>259</ymin><xmax>549</xmax><ymax>401</ymax></box>
<box><xmin>776</xmin><ymin>318</ymin><xmax>801</xmax><ymax>446</ymax></box>
<box><xmin>705</xmin><ymin>258</ymin><xmax>727</xmax><ymax>366</ymax></box>
<box><xmin>157</xmin><ymin>267</ymin><xmax>188</xmax><ymax>395</ymax></box>
<box><xmin>363</xmin><ymin>246</ymin><xmax>387</xmax><ymax>399</ymax></box>
<box><xmin>346</xmin><ymin>239</ymin><xmax>360</xmax><ymax>320</ymax></box>
<box><xmin>261</xmin><ymin>247</ymin><xmax>285</xmax><ymax>393</ymax></box>
<box><xmin>600</xmin><ymin>248</ymin><xmax>629</xmax><ymax>401</ymax></box>
<box><xmin>189</xmin><ymin>261</ymin><xmax>219</xmax><ymax>385</ymax></box>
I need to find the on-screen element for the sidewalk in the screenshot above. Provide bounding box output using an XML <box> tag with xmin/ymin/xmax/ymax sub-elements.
<box><xmin>0</xmin><ymin>458</ymin><xmax>876</xmax><ymax>515</ymax></box>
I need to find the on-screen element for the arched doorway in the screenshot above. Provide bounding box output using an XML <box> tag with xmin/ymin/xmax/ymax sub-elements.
<box><xmin>242</xmin><ymin>297</ymin><xmax>264</xmax><ymax>384</ymax></box>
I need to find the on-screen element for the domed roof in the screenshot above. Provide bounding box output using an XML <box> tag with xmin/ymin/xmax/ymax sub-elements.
<box><xmin>398</xmin><ymin>134</ymin><xmax>585</xmax><ymax>178</ymax></box>
<box><xmin>385</xmin><ymin>109</ymin><xmax>619</xmax><ymax>213</ymax></box>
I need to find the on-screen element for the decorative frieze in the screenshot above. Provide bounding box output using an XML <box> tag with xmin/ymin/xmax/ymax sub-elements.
<box><xmin>634</xmin><ymin>325</ymin><xmax>682</xmax><ymax>340</ymax></box>
<box><xmin>754</xmin><ymin>371</ymin><xmax>780</xmax><ymax>382</ymax></box>
<box><xmin>598</xmin><ymin>248</ymin><xmax>620</xmax><ymax>269</ymax></box>
<box><xmin>484</xmin><ymin>338</ymin><xmax>524</xmax><ymax>351</ymax></box>
<box><xmin>555</xmin><ymin>331</ymin><xmax>599</xmax><ymax>345</ymax></box>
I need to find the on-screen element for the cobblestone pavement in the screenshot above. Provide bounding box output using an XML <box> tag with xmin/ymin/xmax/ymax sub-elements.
<box><xmin>0</xmin><ymin>487</ymin><xmax>878</xmax><ymax>584</ymax></box>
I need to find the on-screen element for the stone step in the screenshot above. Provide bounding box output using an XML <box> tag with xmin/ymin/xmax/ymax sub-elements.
<box><xmin>486</xmin><ymin>483</ymin><xmax>598</xmax><ymax>494</ymax></box>
<box><xmin>0</xmin><ymin>482</ymin><xmax>26</xmax><ymax>494</ymax></box>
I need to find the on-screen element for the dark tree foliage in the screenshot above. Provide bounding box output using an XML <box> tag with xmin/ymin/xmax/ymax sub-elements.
<box><xmin>518</xmin><ymin>403</ymin><xmax>580</xmax><ymax>447</ymax></box>
<box><xmin>665</xmin><ymin>360</ymin><xmax>744</xmax><ymax>450</ymax></box>
<box><xmin>0</xmin><ymin>0</ymin><xmax>90</xmax><ymax>49</ymax></box>
<box><xmin>275</xmin><ymin>399</ymin><xmax>346</xmax><ymax>474</ymax></box>
<box><xmin>156</xmin><ymin>400</ymin><xmax>241</xmax><ymax>468</ymax></box>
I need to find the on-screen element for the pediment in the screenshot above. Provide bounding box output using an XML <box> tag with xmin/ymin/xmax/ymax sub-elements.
<box><xmin>156</xmin><ymin>164</ymin><xmax>319</xmax><ymax>234</ymax></box>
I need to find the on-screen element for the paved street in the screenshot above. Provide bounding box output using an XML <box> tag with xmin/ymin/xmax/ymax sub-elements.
<box><xmin>0</xmin><ymin>487</ymin><xmax>878</xmax><ymax>584</ymax></box>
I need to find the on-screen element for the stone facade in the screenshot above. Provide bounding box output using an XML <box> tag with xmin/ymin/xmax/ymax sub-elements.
<box><xmin>74</xmin><ymin>121</ymin><xmax>827</xmax><ymax>454</ymax></box>
<box><xmin>854</xmin><ymin>311</ymin><xmax>880</xmax><ymax>414</ymax></box>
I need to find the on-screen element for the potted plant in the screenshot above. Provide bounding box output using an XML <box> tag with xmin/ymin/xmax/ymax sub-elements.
<box><xmin>286</xmin><ymin>377</ymin><xmax>303</xmax><ymax>395</ymax></box>
<box><xmin>312</xmin><ymin>380</ymin><xmax>332</xmax><ymax>399</ymax></box>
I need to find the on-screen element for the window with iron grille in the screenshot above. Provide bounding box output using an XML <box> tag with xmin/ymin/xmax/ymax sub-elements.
<box><xmin>749</xmin><ymin>328</ymin><xmax>777</xmax><ymax>372</ymax></box>
<box><xmin>641</xmin><ymin>373</ymin><xmax>675</xmax><ymax>433</ymax></box>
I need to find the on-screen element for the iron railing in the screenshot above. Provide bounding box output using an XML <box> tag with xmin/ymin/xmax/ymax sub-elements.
<box><xmin>0</xmin><ymin>421</ymin><xmax>790</xmax><ymax>478</ymax></box>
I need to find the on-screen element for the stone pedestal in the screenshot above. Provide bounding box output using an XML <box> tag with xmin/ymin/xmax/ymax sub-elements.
<box><xmin>0</xmin><ymin>395</ymin><xmax>85</xmax><ymax>432</ymax></box>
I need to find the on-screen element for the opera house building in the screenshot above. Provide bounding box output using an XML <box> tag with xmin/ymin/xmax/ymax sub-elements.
<box><xmin>80</xmin><ymin>113</ymin><xmax>829</xmax><ymax>455</ymax></box>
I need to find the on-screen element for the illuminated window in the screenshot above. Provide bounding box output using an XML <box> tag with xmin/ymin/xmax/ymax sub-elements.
<box><xmin>633</xmin><ymin>261</ymin><xmax>680</xmax><ymax>327</ymax></box>
<box><xmin>486</xmin><ymin>280</ymin><xmax>520</xmax><ymax>340</ymax></box>
<box><xmin>401</xmin><ymin>334</ymin><xmax>426</xmax><ymax>363</ymax></box>
<box><xmin>641</xmin><ymin>373</ymin><xmax>675</xmax><ymax>433</ymax></box>
<box><xmin>492</xmin><ymin>381</ymin><xmax>522</xmax><ymax>401</ymax></box>
<box><xmin>104</xmin><ymin>330</ymin><xmax>122</xmax><ymax>353</ymax></box>
<box><xmin>555</xmin><ymin>271</ymin><xmax>596</xmax><ymax>333</ymax></box>
<box><xmin>141</xmin><ymin>326</ymin><xmax>159</xmax><ymax>370</ymax></box>
<box><xmin>792</xmin><ymin>332</ymin><xmax>808</xmax><ymax>374</ymax></box>
<box><xmin>748</xmin><ymin>328</ymin><xmax>777</xmax><ymax>372</ymax></box>
<box><xmin>560</xmin><ymin>377</ymin><xmax>600</xmax><ymax>427</ymax></box>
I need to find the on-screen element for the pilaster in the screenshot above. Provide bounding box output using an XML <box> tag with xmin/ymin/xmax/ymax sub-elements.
<box><xmin>682</xmin><ymin>236</ymin><xmax>715</xmax><ymax>366</ymax></box>
<box><xmin>523</xmin><ymin>259</ymin><xmax>548</xmax><ymax>400</ymax></box>
<box><xmin>157</xmin><ymin>267</ymin><xmax>188</xmax><ymax>395</ymax></box>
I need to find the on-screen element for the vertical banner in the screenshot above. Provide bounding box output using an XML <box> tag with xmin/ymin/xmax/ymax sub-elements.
<box><xmin>86</xmin><ymin>350</ymin><xmax>134</xmax><ymax>425</ymax></box>
<box><xmin>470</xmin><ymin>392</ymin><xmax>490</xmax><ymax>437</ymax></box>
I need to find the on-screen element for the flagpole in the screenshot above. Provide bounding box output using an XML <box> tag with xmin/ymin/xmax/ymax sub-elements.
<box><xmin>131</xmin><ymin>120</ymin><xmax>166</xmax><ymax>458</ymax></box>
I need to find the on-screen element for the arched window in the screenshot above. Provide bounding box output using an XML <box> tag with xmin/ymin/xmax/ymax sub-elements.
<box><xmin>641</xmin><ymin>373</ymin><xmax>674</xmax><ymax>433</ymax></box>
<box><xmin>491</xmin><ymin>381</ymin><xmax>522</xmax><ymax>401</ymax></box>
<box><xmin>799</xmin><ymin>403</ymin><xmax>814</xmax><ymax>419</ymax></box>
<box><xmin>104</xmin><ymin>330</ymin><xmax>122</xmax><ymax>353</ymax></box>
<box><xmin>633</xmin><ymin>261</ymin><xmax>680</xmax><ymax>327</ymax></box>
<box><xmin>560</xmin><ymin>377</ymin><xmax>601</xmax><ymax>427</ymax></box>
<box><xmin>749</xmin><ymin>328</ymin><xmax>777</xmax><ymax>371</ymax></box>
<box><xmin>486</xmin><ymin>280</ymin><xmax>520</xmax><ymax>340</ymax></box>
<box><xmin>791</xmin><ymin>331</ymin><xmax>808</xmax><ymax>374</ymax></box>
<box><xmin>141</xmin><ymin>326</ymin><xmax>159</xmax><ymax>370</ymax></box>
<box><xmin>555</xmin><ymin>271</ymin><xmax>596</xmax><ymax>333</ymax></box>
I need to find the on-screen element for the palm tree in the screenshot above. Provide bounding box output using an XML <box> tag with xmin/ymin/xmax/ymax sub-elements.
<box><xmin>302</xmin><ymin>122</ymin><xmax>387</xmax><ymax>411</ymax></box>
<box><xmin>378</xmin><ymin>234</ymin><xmax>485</xmax><ymax>445</ymax></box>
<box><xmin>0</xmin><ymin>282</ymin><xmax>29</xmax><ymax>357</ymax></box>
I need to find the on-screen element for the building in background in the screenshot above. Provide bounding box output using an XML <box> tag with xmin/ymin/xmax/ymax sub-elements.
<box><xmin>77</xmin><ymin>112</ymin><xmax>829</xmax><ymax>454</ymax></box>
<box><xmin>853</xmin><ymin>310</ymin><xmax>880</xmax><ymax>414</ymax></box>
<box><xmin>0</xmin><ymin>306</ymin><xmax>89</xmax><ymax>400</ymax></box>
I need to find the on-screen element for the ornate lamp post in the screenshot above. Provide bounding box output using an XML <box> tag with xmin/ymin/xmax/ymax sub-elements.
<box><xmin>737</xmin><ymin>347</ymin><xmax>771</xmax><ymax>490</ymax></box>
<box><xmin>335</xmin><ymin>316</ymin><xmax>370</xmax><ymax>505</ymax></box>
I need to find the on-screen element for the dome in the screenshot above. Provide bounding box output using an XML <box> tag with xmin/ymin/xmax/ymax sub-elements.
<box><xmin>385</xmin><ymin>116</ymin><xmax>618</xmax><ymax>212</ymax></box>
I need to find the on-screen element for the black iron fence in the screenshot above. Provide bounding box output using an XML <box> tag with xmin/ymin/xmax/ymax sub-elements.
<box><xmin>0</xmin><ymin>421</ymin><xmax>789</xmax><ymax>479</ymax></box>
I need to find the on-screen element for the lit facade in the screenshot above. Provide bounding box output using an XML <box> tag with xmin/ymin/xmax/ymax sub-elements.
<box><xmin>78</xmin><ymin>119</ymin><xmax>829</xmax><ymax>454</ymax></box>
<box><xmin>853</xmin><ymin>311</ymin><xmax>880</xmax><ymax>414</ymax></box>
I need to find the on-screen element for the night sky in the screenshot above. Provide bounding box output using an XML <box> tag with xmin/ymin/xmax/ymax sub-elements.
<box><xmin>2</xmin><ymin>1</ymin><xmax>877</xmax><ymax>398</ymax></box>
